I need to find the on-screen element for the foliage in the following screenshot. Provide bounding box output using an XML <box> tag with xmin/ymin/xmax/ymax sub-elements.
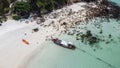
<box><xmin>46</xmin><ymin>0</ymin><xmax>58</xmax><ymax>10</ymax></box>
<box><xmin>29</xmin><ymin>0</ymin><xmax>66</xmax><ymax>14</ymax></box>
<box><xmin>12</xmin><ymin>14</ymin><xmax>20</xmax><ymax>20</ymax></box>
<box><xmin>7</xmin><ymin>0</ymin><xmax>17</xmax><ymax>4</ymax></box>
<box><xmin>4</xmin><ymin>7</ymin><xmax>11</xmax><ymax>13</ymax></box>
<box><xmin>0</xmin><ymin>3</ymin><xmax>4</xmax><ymax>15</ymax></box>
<box><xmin>14</xmin><ymin>1</ymin><xmax>31</xmax><ymax>13</ymax></box>
<box><xmin>36</xmin><ymin>0</ymin><xmax>48</xmax><ymax>13</ymax></box>
<box><xmin>0</xmin><ymin>0</ymin><xmax>9</xmax><ymax>15</ymax></box>
<box><xmin>13</xmin><ymin>1</ymin><xmax>31</xmax><ymax>18</ymax></box>
<box><xmin>0</xmin><ymin>0</ymin><xmax>86</xmax><ymax>18</ymax></box>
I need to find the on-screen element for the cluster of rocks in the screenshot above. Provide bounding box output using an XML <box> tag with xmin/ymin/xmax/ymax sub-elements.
<box><xmin>33</xmin><ymin>1</ymin><xmax>120</xmax><ymax>49</ymax></box>
<box><xmin>69</xmin><ymin>29</ymin><xmax>115</xmax><ymax>50</ymax></box>
<box><xmin>38</xmin><ymin>0</ymin><xmax>120</xmax><ymax>31</ymax></box>
<box><xmin>65</xmin><ymin>16</ymin><xmax>120</xmax><ymax>50</ymax></box>
<box><xmin>40</xmin><ymin>4</ymin><xmax>87</xmax><ymax>34</ymax></box>
<box><xmin>75</xmin><ymin>30</ymin><xmax>100</xmax><ymax>45</ymax></box>
<box><xmin>85</xmin><ymin>0</ymin><xmax>120</xmax><ymax>20</ymax></box>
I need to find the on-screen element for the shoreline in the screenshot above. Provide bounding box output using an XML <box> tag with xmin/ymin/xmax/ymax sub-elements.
<box><xmin>0</xmin><ymin>1</ymin><xmax>120</xmax><ymax>68</ymax></box>
<box><xmin>18</xmin><ymin>41</ymin><xmax>49</xmax><ymax>68</ymax></box>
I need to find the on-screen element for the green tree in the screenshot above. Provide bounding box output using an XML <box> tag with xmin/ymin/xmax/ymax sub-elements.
<box><xmin>47</xmin><ymin>0</ymin><xmax>58</xmax><ymax>10</ymax></box>
<box><xmin>14</xmin><ymin>1</ymin><xmax>31</xmax><ymax>18</ymax></box>
<box><xmin>0</xmin><ymin>2</ymin><xmax>4</xmax><ymax>15</ymax></box>
<box><xmin>36</xmin><ymin>0</ymin><xmax>48</xmax><ymax>13</ymax></box>
<box><xmin>57</xmin><ymin>0</ymin><xmax>68</xmax><ymax>8</ymax></box>
<box><xmin>0</xmin><ymin>0</ymin><xmax>9</xmax><ymax>15</ymax></box>
<box><xmin>7</xmin><ymin>0</ymin><xmax>17</xmax><ymax>4</ymax></box>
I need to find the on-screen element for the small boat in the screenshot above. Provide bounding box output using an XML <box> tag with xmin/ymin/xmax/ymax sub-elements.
<box><xmin>52</xmin><ymin>38</ymin><xmax>76</xmax><ymax>50</ymax></box>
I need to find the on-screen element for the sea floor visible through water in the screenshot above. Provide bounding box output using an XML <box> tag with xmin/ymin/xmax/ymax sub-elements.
<box><xmin>26</xmin><ymin>18</ymin><xmax>120</xmax><ymax>68</ymax></box>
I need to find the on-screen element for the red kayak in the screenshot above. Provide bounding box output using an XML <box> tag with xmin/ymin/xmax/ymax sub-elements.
<box><xmin>52</xmin><ymin>38</ymin><xmax>76</xmax><ymax>50</ymax></box>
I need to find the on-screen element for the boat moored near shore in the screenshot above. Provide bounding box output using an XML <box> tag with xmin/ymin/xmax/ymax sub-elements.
<box><xmin>52</xmin><ymin>38</ymin><xmax>76</xmax><ymax>50</ymax></box>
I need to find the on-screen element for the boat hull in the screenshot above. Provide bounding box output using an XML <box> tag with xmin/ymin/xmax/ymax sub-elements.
<box><xmin>52</xmin><ymin>39</ymin><xmax>76</xmax><ymax>50</ymax></box>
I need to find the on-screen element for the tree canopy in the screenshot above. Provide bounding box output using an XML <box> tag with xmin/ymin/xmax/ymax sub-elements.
<box><xmin>14</xmin><ymin>1</ymin><xmax>31</xmax><ymax>13</ymax></box>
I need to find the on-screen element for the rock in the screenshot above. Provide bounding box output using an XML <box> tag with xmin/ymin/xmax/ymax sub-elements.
<box><xmin>88</xmin><ymin>36</ymin><xmax>98</xmax><ymax>45</ymax></box>
<box><xmin>33</xmin><ymin>28</ymin><xmax>39</xmax><ymax>32</ymax></box>
<box><xmin>93</xmin><ymin>49</ymin><xmax>96</xmax><ymax>51</ymax></box>
<box><xmin>0</xmin><ymin>23</ymin><xmax>2</xmax><ymax>26</ymax></box>
<box><xmin>0</xmin><ymin>20</ymin><xmax>3</xmax><ymax>23</ymax></box>
<box><xmin>108</xmin><ymin>34</ymin><xmax>112</xmax><ymax>38</ymax></box>
<box><xmin>76</xmin><ymin>33</ymin><xmax>80</xmax><ymax>36</ymax></box>
<box><xmin>86</xmin><ymin>30</ymin><xmax>92</xmax><ymax>37</ymax></box>
<box><xmin>40</xmin><ymin>18</ymin><xmax>45</xmax><ymax>22</ymax></box>
<box><xmin>76</xmin><ymin>37</ymin><xmax>80</xmax><ymax>40</ymax></box>
<box><xmin>67</xmin><ymin>32</ymin><xmax>75</xmax><ymax>35</ymax></box>
<box><xmin>105</xmin><ymin>41</ymin><xmax>110</xmax><ymax>44</ymax></box>
<box><xmin>80</xmin><ymin>34</ymin><xmax>86</xmax><ymax>42</ymax></box>
<box><xmin>36</xmin><ymin>17</ymin><xmax>45</xmax><ymax>24</ymax></box>
<box><xmin>99</xmin><ymin>29</ymin><xmax>103</xmax><ymax>34</ymax></box>
<box><xmin>24</xmin><ymin>33</ymin><xmax>27</xmax><ymax>35</ymax></box>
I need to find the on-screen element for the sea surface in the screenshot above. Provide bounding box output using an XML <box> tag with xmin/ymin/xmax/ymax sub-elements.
<box><xmin>110</xmin><ymin>0</ymin><xmax>120</xmax><ymax>5</ymax></box>
<box><xmin>26</xmin><ymin>1</ymin><xmax>120</xmax><ymax>68</ymax></box>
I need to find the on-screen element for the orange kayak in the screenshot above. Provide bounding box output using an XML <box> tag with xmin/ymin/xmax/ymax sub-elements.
<box><xmin>22</xmin><ymin>39</ymin><xmax>29</xmax><ymax>45</ymax></box>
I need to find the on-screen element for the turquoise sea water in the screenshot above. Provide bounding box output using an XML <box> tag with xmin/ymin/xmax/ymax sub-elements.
<box><xmin>26</xmin><ymin>1</ymin><xmax>120</xmax><ymax>68</ymax></box>
<box><xmin>110</xmin><ymin>0</ymin><xmax>120</xmax><ymax>5</ymax></box>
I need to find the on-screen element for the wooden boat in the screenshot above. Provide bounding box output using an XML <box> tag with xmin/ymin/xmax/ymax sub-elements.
<box><xmin>52</xmin><ymin>38</ymin><xmax>76</xmax><ymax>50</ymax></box>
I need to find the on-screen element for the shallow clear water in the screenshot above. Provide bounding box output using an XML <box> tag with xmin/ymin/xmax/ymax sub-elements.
<box><xmin>110</xmin><ymin>0</ymin><xmax>120</xmax><ymax>5</ymax></box>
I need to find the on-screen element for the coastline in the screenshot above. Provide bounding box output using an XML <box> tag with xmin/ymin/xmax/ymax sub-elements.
<box><xmin>0</xmin><ymin>1</ymin><xmax>120</xmax><ymax>68</ymax></box>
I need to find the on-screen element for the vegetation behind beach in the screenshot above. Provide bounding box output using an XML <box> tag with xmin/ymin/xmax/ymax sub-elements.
<box><xmin>0</xmin><ymin>0</ymin><xmax>120</xmax><ymax>21</ymax></box>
